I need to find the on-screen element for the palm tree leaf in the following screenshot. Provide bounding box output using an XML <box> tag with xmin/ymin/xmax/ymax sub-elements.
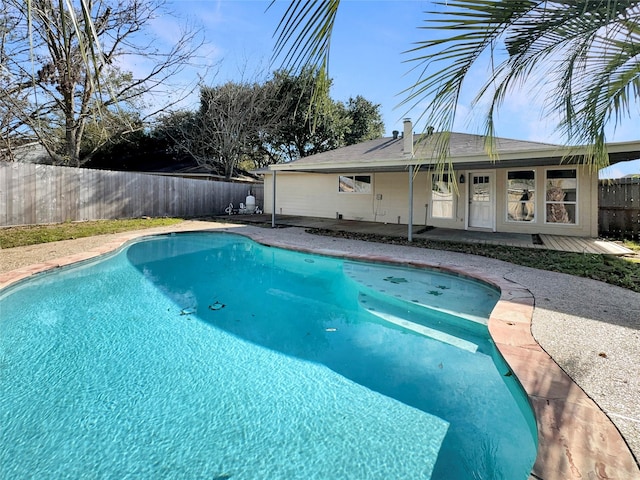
<box><xmin>401</xmin><ymin>0</ymin><xmax>640</xmax><ymax>170</ymax></box>
<box><xmin>272</xmin><ymin>0</ymin><xmax>340</xmax><ymax>73</ymax></box>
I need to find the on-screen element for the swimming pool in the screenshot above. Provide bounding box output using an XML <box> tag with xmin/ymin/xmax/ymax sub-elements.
<box><xmin>0</xmin><ymin>232</ymin><xmax>537</xmax><ymax>479</ymax></box>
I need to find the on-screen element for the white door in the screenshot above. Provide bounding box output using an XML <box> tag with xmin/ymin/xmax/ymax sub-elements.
<box><xmin>468</xmin><ymin>172</ymin><xmax>495</xmax><ymax>229</ymax></box>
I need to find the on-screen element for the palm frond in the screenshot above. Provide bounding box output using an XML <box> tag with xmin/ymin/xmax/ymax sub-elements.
<box><xmin>271</xmin><ymin>0</ymin><xmax>341</xmax><ymax>129</ymax></box>
<box><xmin>400</xmin><ymin>0</ymin><xmax>537</xmax><ymax>168</ymax></box>
<box><xmin>272</xmin><ymin>0</ymin><xmax>340</xmax><ymax>73</ymax></box>
<box><xmin>404</xmin><ymin>0</ymin><xmax>640</xmax><ymax>171</ymax></box>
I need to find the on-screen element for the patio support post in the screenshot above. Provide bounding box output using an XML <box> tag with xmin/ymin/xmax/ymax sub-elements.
<box><xmin>271</xmin><ymin>170</ymin><xmax>277</xmax><ymax>228</ymax></box>
<box><xmin>408</xmin><ymin>165</ymin><xmax>414</xmax><ymax>242</ymax></box>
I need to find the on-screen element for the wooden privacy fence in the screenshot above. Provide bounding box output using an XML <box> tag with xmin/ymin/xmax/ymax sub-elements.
<box><xmin>0</xmin><ymin>162</ymin><xmax>264</xmax><ymax>227</ymax></box>
<box><xmin>599</xmin><ymin>178</ymin><xmax>639</xmax><ymax>240</ymax></box>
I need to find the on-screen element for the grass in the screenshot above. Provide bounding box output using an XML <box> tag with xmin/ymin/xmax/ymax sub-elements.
<box><xmin>622</xmin><ymin>239</ymin><xmax>640</xmax><ymax>254</ymax></box>
<box><xmin>0</xmin><ymin>218</ymin><xmax>184</xmax><ymax>249</ymax></box>
<box><xmin>307</xmin><ymin>228</ymin><xmax>640</xmax><ymax>294</ymax></box>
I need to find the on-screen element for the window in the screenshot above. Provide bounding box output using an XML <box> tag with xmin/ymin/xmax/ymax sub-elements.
<box><xmin>545</xmin><ymin>169</ymin><xmax>577</xmax><ymax>224</ymax></box>
<box><xmin>507</xmin><ymin>170</ymin><xmax>535</xmax><ymax>222</ymax></box>
<box><xmin>471</xmin><ymin>175</ymin><xmax>491</xmax><ymax>203</ymax></box>
<box><xmin>339</xmin><ymin>175</ymin><xmax>371</xmax><ymax>193</ymax></box>
<box><xmin>431</xmin><ymin>173</ymin><xmax>454</xmax><ymax>219</ymax></box>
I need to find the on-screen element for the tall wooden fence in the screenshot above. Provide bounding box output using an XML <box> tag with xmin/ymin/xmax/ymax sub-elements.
<box><xmin>0</xmin><ymin>162</ymin><xmax>264</xmax><ymax>227</ymax></box>
<box><xmin>599</xmin><ymin>178</ymin><xmax>639</xmax><ymax>240</ymax></box>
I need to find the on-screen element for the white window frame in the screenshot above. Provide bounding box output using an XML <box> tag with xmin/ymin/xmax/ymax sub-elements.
<box><xmin>430</xmin><ymin>173</ymin><xmax>455</xmax><ymax>219</ymax></box>
<box><xmin>544</xmin><ymin>167</ymin><xmax>578</xmax><ymax>225</ymax></box>
<box><xmin>338</xmin><ymin>174</ymin><xmax>372</xmax><ymax>194</ymax></box>
<box><xmin>506</xmin><ymin>169</ymin><xmax>536</xmax><ymax>223</ymax></box>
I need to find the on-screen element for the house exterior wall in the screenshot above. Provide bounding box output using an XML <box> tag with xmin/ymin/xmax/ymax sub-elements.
<box><xmin>264</xmin><ymin>171</ymin><xmax>429</xmax><ymax>225</ymax></box>
<box><xmin>266</xmin><ymin>164</ymin><xmax>598</xmax><ymax>237</ymax></box>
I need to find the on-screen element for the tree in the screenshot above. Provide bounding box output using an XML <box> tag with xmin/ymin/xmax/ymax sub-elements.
<box><xmin>167</xmin><ymin>81</ymin><xmax>285</xmax><ymax>179</ymax></box>
<box><xmin>261</xmin><ymin>68</ymin><xmax>351</xmax><ymax>163</ymax></box>
<box><xmin>0</xmin><ymin>2</ymin><xmax>32</xmax><ymax>156</ymax></box>
<box><xmin>273</xmin><ymin>1</ymin><xmax>640</xmax><ymax>170</ymax></box>
<box><xmin>344</xmin><ymin>95</ymin><xmax>384</xmax><ymax>145</ymax></box>
<box><xmin>159</xmin><ymin>71</ymin><xmax>381</xmax><ymax>174</ymax></box>
<box><xmin>1</xmin><ymin>0</ymin><xmax>202</xmax><ymax>166</ymax></box>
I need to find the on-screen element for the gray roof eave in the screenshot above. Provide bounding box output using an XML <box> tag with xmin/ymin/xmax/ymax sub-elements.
<box><xmin>267</xmin><ymin>140</ymin><xmax>640</xmax><ymax>174</ymax></box>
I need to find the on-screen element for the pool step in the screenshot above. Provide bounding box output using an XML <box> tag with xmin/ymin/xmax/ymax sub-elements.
<box><xmin>342</xmin><ymin>261</ymin><xmax>497</xmax><ymax>326</ymax></box>
<box><xmin>358</xmin><ymin>292</ymin><xmax>481</xmax><ymax>353</ymax></box>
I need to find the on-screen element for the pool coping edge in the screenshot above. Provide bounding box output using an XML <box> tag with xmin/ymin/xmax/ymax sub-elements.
<box><xmin>1</xmin><ymin>225</ymin><xmax>638</xmax><ymax>480</ymax></box>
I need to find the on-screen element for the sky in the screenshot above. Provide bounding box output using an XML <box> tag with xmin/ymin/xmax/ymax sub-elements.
<box><xmin>147</xmin><ymin>0</ymin><xmax>639</xmax><ymax>178</ymax></box>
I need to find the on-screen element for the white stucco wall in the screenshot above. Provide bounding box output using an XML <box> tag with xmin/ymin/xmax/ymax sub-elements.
<box><xmin>265</xmin><ymin>165</ymin><xmax>598</xmax><ymax>237</ymax></box>
<box><xmin>264</xmin><ymin>171</ymin><xmax>429</xmax><ymax>225</ymax></box>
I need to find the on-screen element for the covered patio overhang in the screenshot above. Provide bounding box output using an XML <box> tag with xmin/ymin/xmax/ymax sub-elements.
<box><xmin>266</xmin><ymin>161</ymin><xmax>469</xmax><ymax>242</ymax></box>
<box><xmin>267</xmin><ymin>163</ymin><xmax>427</xmax><ymax>240</ymax></box>
<box><xmin>266</xmin><ymin>139</ymin><xmax>640</xmax><ymax>241</ymax></box>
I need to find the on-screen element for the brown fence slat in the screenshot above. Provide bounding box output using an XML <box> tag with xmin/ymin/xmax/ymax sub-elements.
<box><xmin>599</xmin><ymin>178</ymin><xmax>639</xmax><ymax>240</ymax></box>
<box><xmin>0</xmin><ymin>162</ymin><xmax>263</xmax><ymax>227</ymax></box>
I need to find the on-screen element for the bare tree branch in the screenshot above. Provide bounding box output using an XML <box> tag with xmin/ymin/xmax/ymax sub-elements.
<box><xmin>1</xmin><ymin>0</ymin><xmax>205</xmax><ymax>166</ymax></box>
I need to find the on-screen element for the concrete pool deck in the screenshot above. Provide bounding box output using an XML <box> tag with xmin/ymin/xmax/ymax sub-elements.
<box><xmin>1</xmin><ymin>220</ymin><xmax>639</xmax><ymax>480</ymax></box>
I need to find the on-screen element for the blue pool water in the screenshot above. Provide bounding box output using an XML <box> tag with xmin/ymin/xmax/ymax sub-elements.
<box><xmin>0</xmin><ymin>233</ymin><xmax>537</xmax><ymax>479</ymax></box>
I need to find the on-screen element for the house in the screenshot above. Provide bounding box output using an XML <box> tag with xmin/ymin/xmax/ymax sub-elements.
<box><xmin>264</xmin><ymin>119</ymin><xmax>640</xmax><ymax>238</ymax></box>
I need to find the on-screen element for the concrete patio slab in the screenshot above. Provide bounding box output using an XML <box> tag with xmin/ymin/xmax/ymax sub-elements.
<box><xmin>221</xmin><ymin>214</ymin><xmax>633</xmax><ymax>255</ymax></box>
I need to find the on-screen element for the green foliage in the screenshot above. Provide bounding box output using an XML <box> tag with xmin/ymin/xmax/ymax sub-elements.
<box><xmin>155</xmin><ymin>69</ymin><xmax>384</xmax><ymax>175</ymax></box>
<box><xmin>272</xmin><ymin>0</ymin><xmax>340</xmax><ymax>124</ymax></box>
<box><xmin>261</xmin><ymin>69</ymin><xmax>384</xmax><ymax>163</ymax></box>
<box><xmin>264</xmin><ymin>68</ymin><xmax>350</xmax><ymax>161</ymax></box>
<box><xmin>84</xmin><ymin>128</ymin><xmax>179</xmax><ymax>172</ymax></box>
<box><xmin>344</xmin><ymin>95</ymin><xmax>385</xmax><ymax>145</ymax></box>
<box><xmin>274</xmin><ymin>0</ymin><xmax>640</xmax><ymax>171</ymax></box>
<box><xmin>79</xmin><ymin>106</ymin><xmax>145</xmax><ymax>162</ymax></box>
<box><xmin>622</xmin><ymin>239</ymin><xmax>640</xmax><ymax>255</ymax></box>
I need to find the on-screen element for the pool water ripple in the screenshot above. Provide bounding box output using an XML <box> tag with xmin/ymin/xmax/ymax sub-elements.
<box><xmin>0</xmin><ymin>233</ymin><xmax>536</xmax><ymax>479</ymax></box>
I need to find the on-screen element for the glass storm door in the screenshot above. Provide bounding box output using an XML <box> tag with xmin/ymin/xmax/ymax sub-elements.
<box><xmin>468</xmin><ymin>172</ymin><xmax>495</xmax><ymax>229</ymax></box>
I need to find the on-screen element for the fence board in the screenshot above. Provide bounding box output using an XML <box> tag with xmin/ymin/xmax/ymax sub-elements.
<box><xmin>34</xmin><ymin>165</ymin><xmax>50</xmax><ymax>224</ymax></box>
<box><xmin>599</xmin><ymin>178</ymin><xmax>639</xmax><ymax>240</ymax></box>
<box><xmin>0</xmin><ymin>162</ymin><xmax>263</xmax><ymax>227</ymax></box>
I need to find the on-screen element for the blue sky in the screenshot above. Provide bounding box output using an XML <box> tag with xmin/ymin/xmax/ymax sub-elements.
<box><xmin>154</xmin><ymin>0</ymin><xmax>639</xmax><ymax>178</ymax></box>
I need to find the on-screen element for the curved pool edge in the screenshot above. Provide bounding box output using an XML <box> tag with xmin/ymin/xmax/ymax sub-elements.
<box><xmin>247</xmin><ymin>233</ymin><xmax>639</xmax><ymax>480</ymax></box>
<box><xmin>1</xmin><ymin>225</ymin><xmax>638</xmax><ymax>480</ymax></box>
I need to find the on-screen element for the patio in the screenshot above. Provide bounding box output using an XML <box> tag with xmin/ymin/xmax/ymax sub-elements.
<box><xmin>221</xmin><ymin>214</ymin><xmax>634</xmax><ymax>255</ymax></box>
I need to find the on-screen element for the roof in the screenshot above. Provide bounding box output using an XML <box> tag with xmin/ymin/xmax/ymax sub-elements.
<box><xmin>268</xmin><ymin>132</ymin><xmax>640</xmax><ymax>173</ymax></box>
<box><xmin>1</xmin><ymin>142</ymin><xmax>51</xmax><ymax>164</ymax></box>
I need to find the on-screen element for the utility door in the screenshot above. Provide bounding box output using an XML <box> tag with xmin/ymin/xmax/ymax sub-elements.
<box><xmin>468</xmin><ymin>171</ymin><xmax>495</xmax><ymax>230</ymax></box>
